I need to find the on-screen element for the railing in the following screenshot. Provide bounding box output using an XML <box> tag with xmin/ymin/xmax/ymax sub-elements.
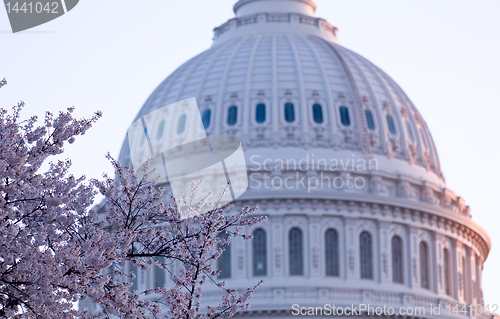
<box><xmin>213</xmin><ymin>13</ymin><xmax>337</xmax><ymax>38</ymax></box>
<box><xmin>214</xmin><ymin>21</ymin><xmax>231</xmax><ymax>37</ymax></box>
<box><xmin>236</xmin><ymin>15</ymin><xmax>258</xmax><ymax>27</ymax></box>
<box><xmin>299</xmin><ymin>15</ymin><xmax>318</xmax><ymax>26</ymax></box>
<box><xmin>266</xmin><ymin>13</ymin><xmax>291</xmax><ymax>23</ymax></box>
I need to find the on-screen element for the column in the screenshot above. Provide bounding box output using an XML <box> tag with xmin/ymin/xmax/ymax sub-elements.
<box><xmin>345</xmin><ymin>217</ymin><xmax>357</xmax><ymax>280</ymax></box>
<box><xmin>378</xmin><ymin>221</ymin><xmax>391</xmax><ymax>285</ymax></box>
<box><xmin>309</xmin><ymin>217</ymin><xmax>321</xmax><ymax>277</ymax></box>
<box><xmin>409</xmin><ymin>226</ymin><xmax>419</xmax><ymax>288</ymax></box>
<box><xmin>271</xmin><ymin>215</ymin><xmax>284</xmax><ymax>278</ymax></box>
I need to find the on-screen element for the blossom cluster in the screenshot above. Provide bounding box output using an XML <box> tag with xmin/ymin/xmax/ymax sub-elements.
<box><xmin>0</xmin><ymin>80</ymin><xmax>265</xmax><ymax>318</ymax></box>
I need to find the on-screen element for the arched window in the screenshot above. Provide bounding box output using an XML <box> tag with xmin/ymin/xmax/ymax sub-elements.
<box><xmin>359</xmin><ymin>231</ymin><xmax>373</xmax><ymax>279</ymax></box>
<box><xmin>284</xmin><ymin>102</ymin><xmax>295</xmax><ymax>123</ymax></box>
<box><xmin>218</xmin><ymin>233</ymin><xmax>231</xmax><ymax>279</ymax></box>
<box><xmin>156</xmin><ymin>120</ymin><xmax>165</xmax><ymax>141</ymax></box>
<box><xmin>227</xmin><ymin>105</ymin><xmax>237</xmax><ymax>126</ymax></box>
<box><xmin>365</xmin><ymin>109</ymin><xmax>375</xmax><ymax>130</ymax></box>
<box><xmin>256</xmin><ymin>103</ymin><xmax>266</xmax><ymax>123</ymax></box>
<box><xmin>289</xmin><ymin>228</ymin><xmax>303</xmax><ymax>275</ymax></box>
<box><xmin>202</xmin><ymin>109</ymin><xmax>211</xmax><ymax>129</ymax></box>
<box><xmin>406</xmin><ymin>122</ymin><xmax>415</xmax><ymax>142</ymax></box>
<box><xmin>392</xmin><ymin>236</ymin><xmax>403</xmax><ymax>284</ymax></box>
<box><xmin>177</xmin><ymin>114</ymin><xmax>187</xmax><ymax>135</ymax></box>
<box><xmin>386</xmin><ymin>115</ymin><xmax>396</xmax><ymax>135</ymax></box>
<box><xmin>340</xmin><ymin>106</ymin><xmax>350</xmax><ymax>126</ymax></box>
<box><xmin>420</xmin><ymin>241</ymin><xmax>430</xmax><ymax>289</ymax></box>
<box><xmin>252</xmin><ymin>229</ymin><xmax>267</xmax><ymax>276</ymax></box>
<box><xmin>155</xmin><ymin>257</ymin><xmax>166</xmax><ymax>288</ymax></box>
<box><xmin>444</xmin><ymin>248</ymin><xmax>451</xmax><ymax>296</ymax></box>
<box><xmin>312</xmin><ymin>103</ymin><xmax>324</xmax><ymax>124</ymax></box>
<box><xmin>325</xmin><ymin>229</ymin><xmax>339</xmax><ymax>277</ymax></box>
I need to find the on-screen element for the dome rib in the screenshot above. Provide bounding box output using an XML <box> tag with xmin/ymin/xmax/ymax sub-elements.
<box><xmin>215</xmin><ymin>37</ymin><xmax>249</xmax><ymax>135</ymax></box>
<box><xmin>286</xmin><ymin>34</ymin><xmax>310</xmax><ymax>147</ymax></box>
<box><xmin>154</xmin><ymin>59</ymin><xmax>195</xmax><ymax>114</ymax></box>
<box><xmin>335</xmin><ymin>44</ymin><xmax>384</xmax><ymax>158</ymax></box>
<box><xmin>340</xmin><ymin>46</ymin><xmax>388</xmax><ymax>156</ymax></box>
<box><xmin>143</xmin><ymin>65</ymin><xmax>185</xmax><ymax>117</ymax></box>
<box><xmin>174</xmin><ymin>49</ymin><xmax>212</xmax><ymax>103</ymax></box>
<box><xmin>385</xmin><ymin>69</ymin><xmax>443</xmax><ymax>175</ymax></box>
<box><xmin>271</xmin><ymin>34</ymin><xmax>280</xmax><ymax>148</ymax></box>
<box><xmin>194</xmin><ymin>38</ymin><xmax>240</xmax><ymax>124</ymax></box>
<box><xmin>243</xmin><ymin>35</ymin><xmax>264</xmax><ymax>140</ymax></box>
<box><xmin>321</xmin><ymin>40</ymin><xmax>366</xmax><ymax>152</ymax></box>
<box><xmin>365</xmin><ymin>56</ymin><xmax>411</xmax><ymax>160</ymax></box>
<box><xmin>301</xmin><ymin>35</ymin><xmax>337</xmax><ymax>146</ymax></box>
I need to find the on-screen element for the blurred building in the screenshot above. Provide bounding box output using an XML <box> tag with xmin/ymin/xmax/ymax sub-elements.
<box><xmin>84</xmin><ymin>0</ymin><xmax>493</xmax><ymax>318</ymax></box>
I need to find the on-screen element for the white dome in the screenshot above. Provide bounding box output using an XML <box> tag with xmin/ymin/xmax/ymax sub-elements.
<box><xmin>112</xmin><ymin>1</ymin><xmax>492</xmax><ymax>317</ymax></box>
<box><xmin>119</xmin><ymin>3</ymin><xmax>444</xmax><ymax>188</ymax></box>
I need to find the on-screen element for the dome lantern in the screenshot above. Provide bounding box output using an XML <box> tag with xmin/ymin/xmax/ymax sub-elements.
<box><xmin>215</xmin><ymin>0</ymin><xmax>336</xmax><ymax>46</ymax></box>
<box><xmin>233</xmin><ymin>0</ymin><xmax>317</xmax><ymax>17</ymax></box>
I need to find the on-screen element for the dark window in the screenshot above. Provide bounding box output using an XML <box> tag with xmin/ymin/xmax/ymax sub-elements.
<box><xmin>386</xmin><ymin>115</ymin><xmax>396</xmax><ymax>135</ymax></box>
<box><xmin>313</xmin><ymin>103</ymin><xmax>324</xmax><ymax>124</ymax></box>
<box><xmin>365</xmin><ymin>109</ymin><xmax>375</xmax><ymax>130</ymax></box>
<box><xmin>360</xmin><ymin>231</ymin><xmax>373</xmax><ymax>279</ymax></box>
<box><xmin>218</xmin><ymin>233</ymin><xmax>231</xmax><ymax>279</ymax></box>
<box><xmin>285</xmin><ymin>102</ymin><xmax>295</xmax><ymax>123</ymax></box>
<box><xmin>325</xmin><ymin>229</ymin><xmax>339</xmax><ymax>277</ymax></box>
<box><xmin>156</xmin><ymin>120</ymin><xmax>165</xmax><ymax>141</ymax></box>
<box><xmin>227</xmin><ymin>105</ymin><xmax>238</xmax><ymax>126</ymax></box>
<box><xmin>420</xmin><ymin>242</ymin><xmax>430</xmax><ymax>289</ymax></box>
<box><xmin>155</xmin><ymin>257</ymin><xmax>166</xmax><ymax>288</ymax></box>
<box><xmin>289</xmin><ymin>228</ymin><xmax>303</xmax><ymax>275</ymax></box>
<box><xmin>256</xmin><ymin>103</ymin><xmax>266</xmax><ymax>123</ymax></box>
<box><xmin>253</xmin><ymin>229</ymin><xmax>267</xmax><ymax>276</ymax></box>
<box><xmin>202</xmin><ymin>109</ymin><xmax>211</xmax><ymax>129</ymax></box>
<box><xmin>340</xmin><ymin>106</ymin><xmax>350</xmax><ymax>126</ymax></box>
<box><xmin>406</xmin><ymin>122</ymin><xmax>415</xmax><ymax>142</ymax></box>
<box><xmin>177</xmin><ymin>114</ymin><xmax>187</xmax><ymax>135</ymax></box>
<box><xmin>444</xmin><ymin>248</ymin><xmax>451</xmax><ymax>296</ymax></box>
<box><xmin>392</xmin><ymin>236</ymin><xmax>404</xmax><ymax>284</ymax></box>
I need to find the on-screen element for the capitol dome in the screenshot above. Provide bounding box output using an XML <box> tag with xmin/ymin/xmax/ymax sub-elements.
<box><xmin>112</xmin><ymin>0</ymin><xmax>492</xmax><ymax>317</ymax></box>
<box><xmin>119</xmin><ymin>1</ymin><xmax>444</xmax><ymax>187</ymax></box>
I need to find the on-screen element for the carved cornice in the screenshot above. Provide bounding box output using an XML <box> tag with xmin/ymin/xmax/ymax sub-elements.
<box><xmin>236</xmin><ymin>197</ymin><xmax>490</xmax><ymax>260</ymax></box>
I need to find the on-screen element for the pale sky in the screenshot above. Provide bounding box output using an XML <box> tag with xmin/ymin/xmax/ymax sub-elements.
<box><xmin>1</xmin><ymin>0</ymin><xmax>499</xmax><ymax>306</ymax></box>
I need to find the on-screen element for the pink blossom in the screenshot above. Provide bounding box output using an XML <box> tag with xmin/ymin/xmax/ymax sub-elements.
<box><xmin>0</xmin><ymin>79</ymin><xmax>265</xmax><ymax>318</ymax></box>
